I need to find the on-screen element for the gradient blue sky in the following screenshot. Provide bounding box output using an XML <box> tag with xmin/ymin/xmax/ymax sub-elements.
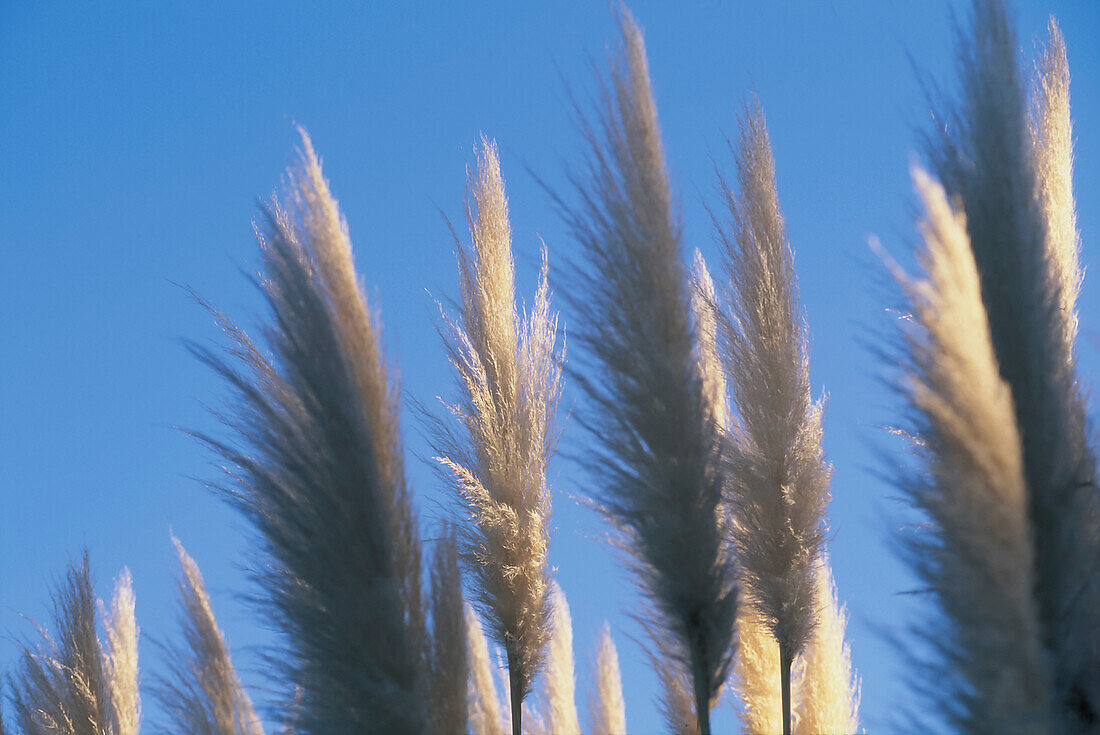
<box><xmin>2</xmin><ymin>1</ymin><xmax>1098</xmax><ymax>732</ymax></box>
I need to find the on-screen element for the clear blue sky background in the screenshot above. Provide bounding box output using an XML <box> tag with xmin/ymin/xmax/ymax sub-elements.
<box><xmin>2</xmin><ymin>1</ymin><xmax>1098</xmax><ymax>732</ymax></box>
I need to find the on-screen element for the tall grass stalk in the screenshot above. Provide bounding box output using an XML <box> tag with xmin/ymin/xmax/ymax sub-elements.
<box><xmin>588</xmin><ymin>623</ymin><xmax>627</xmax><ymax>735</ymax></box>
<box><xmin>731</xmin><ymin>608</ymin><xmax>782</xmax><ymax>735</ymax></box>
<box><xmin>713</xmin><ymin>102</ymin><xmax>830</xmax><ymax>735</ymax></box>
<box><xmin>465</xmin><ymin>604</ymin><xmax>503</xmax><ymax>735</ymax></box>
<box><xmin>190</xmin><ymin>129</ymin><xmax>425</xmax><ymax>735</ymax></box>
<box><xmin>433</xmin><ymin>138</ymin><xmax>562</xmax><ymax>735</ymax></box>
<box><xmin>553</xmin><ymin>9</ymin><xmax>737</xmax><ymax>731</ymax></box>
<box><xmin>1030</xmin><ymin>21</ymin><xmax>1079</xmax><ymax>348</ymax></box>
<box><xmin>887</xmin><ymin>168</ymin><xmax>1051</xmax><ymax>733</ymax></box>
<box><xmin>928</xmin><ymin>2</ymin><xmax>1099</xmax><ymax>725</ymax></box>
<box><xmin>103</xmin><ymin>569</ymin><xmax>140</xmax><ymax>735</ymax></box>
<box><xmin>792</xmin><ymin>558</ymin><xmax>860</xmax><ymax>735</ymax></box>
<box><xmin>427</xmin><ymin>527</ymin><xmax>468</xmax><ymax>735</ymax></box>
<box><xmin>10</xmin><ymin>554</ymin><xmax>126</xmax><ymax>735</ymax></box>
<box><xmin>544</xmin><ymin>584</ymin><xmax>581</xmax><ymax>735</ymax></box>
<box><xmin>157</xmin><ymin>538</ymin><xmax>263</xmax><ymax>735</ymax></box>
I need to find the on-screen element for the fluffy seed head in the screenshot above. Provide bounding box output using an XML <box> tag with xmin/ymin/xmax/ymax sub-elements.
<box><xmin>928</xmin><ymin>2</ymin><xmax>1100</xmax><ymax>724</ymax></box>
<box><xmin>716</xmin><ymin>100</ymin><xmax>829</xmax><ymax>663</ymax></box>
<box><xmin>427</xmin><ymin>528</ymin><xmax>469</xmax><ymax>735</ymax></box>
<box><xmin>731</xmin><ymin>607</ymin><xmax>783</xmax><ymax>735</ymax></box>
<box><xmin>465</xmin><ymin>604</ymin><xmax>503</xmax><ymax>735</ymax></box>
<box><xmin>11</xmin><ymin>554</ymin><xmax>114</xmax><ymax>735</ymax></box>
<box><xmin>102</xmin><ymin>569</ymin><xmax>140</xmax><ymax>735</ymax></box>
<box><xmin>543</xmin><ymin>584</ymin><xmax>581</xmax><ymax>735</ymax></box>
<box><xmin>588</xmin><ymin>623</ymin><xmax>627</xmax><ymax>735</ymax></box>
<box><xmin>553</xmin><ymin>9</ymin><xmax>737</xmax><ymax>727</ymax></box>
<box><xmin>190</xmin><ymin>128</ymin><xmax>425</xmax><ymax>734</ymax></box>
<box><xmin>433</xmin><ymin>137</ymin><xmax>563</xmax><ymax>703</ymax></box>
<box><xmin>792</xmin><ymin>559</ymin><xmax>860</xmax><ymax>735</ymax></box>
<box><xmin>886</xmin><ymin>167</ymin><xmax>1052</xmax><ymax>733</ymax></box>
<box><xmin>157</xmin><ymin>538</ymin><xmax>264</xmax><ymax>735</ymax></box>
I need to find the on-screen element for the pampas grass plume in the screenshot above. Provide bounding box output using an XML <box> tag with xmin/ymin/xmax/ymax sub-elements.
<box><xmin>715</xmin><ymin>100</ymin><xmax>830</xmax><ymax>734</ymax></box>
<box><xmin>428</xmin><ymin>527</ymin><xmax>469</xmax><ymax>735</ymax></box>
<box><xmin>589</xmin><ymin>623</ymin><xmax>627</xmax><ymax>735</ymax></box>
<box><xmin>555</xmin><ymin>9</ymin><xmax>736</xmax><ymax>732</ymax></box>
<box><xmin>887</xmin><ymin>167</ymin><xmax>1051</xmax><ymax>733</ymax></box>
<box><xmin>465</xmin><ymin>604</ymin><xmax>503</xmax><ymax>735</ymax></box>
<box><xmin>433</xmin><ymin>137</ymin><xmax>562</xmax><ymax>735</ymax></box>
<box><xmin>11</xmin><ymin>554</ymin><xmax>115</xmax><ymax>735</ymax></box>
<box><xmin>544</xmin><ymin>584</ymin><xmax>581</xmax><ymax>735</ymax></box>
<box><xmin>191</xmin><ymin>128</ymin><xmax>425</xmax><ymax>734</ymax></box>
<box><xmin>928</xmin><ymin>2</ymin><xmax>1100</xmax><ymax>724</ymax></box>
<box><xmin>1030</xmin><ymin>19</ymin><xmax>1079</xmax><ymax>345</ymax></box>
<box><xmin>732</xmin><ymin>609</ymin><xmax>783</xmax><ymax>735</ymax></box>
<box><xmin>157</xmin><ymin>538</ymin><xmax>263</xmax><ymax>735</ymax></box>
<box><xmin>102</xmin><ymin>568</ymin><xmax>140</xmax><ymax>735</ymax></box>
<box><xmin>792</xmin><ymin>559</ymin><xmax>859</xmax><ymax>735</ymax></box>
<box><xmin>691</xmin><ymin>250</ymin><xmax>729</xmax><ymax>431</ymax></box>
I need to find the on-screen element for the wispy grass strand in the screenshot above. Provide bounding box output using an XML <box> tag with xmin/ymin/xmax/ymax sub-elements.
<box><xmin>552</xmin><ymin>10</ymin><xmax>737</xmax><ymax>732</ymax></box>
<box><xmin>190</xmin><ymin>129</ymin><xmax>425</xmax><ymax>735</ymax></box>
<box><xmin>713</xmin><ymin>101</ymin><xmax>830</xmax><ymax>735</ymax></box>
<box><xmin>432</xmin><ymin>137</ymin><xmax>562</xmax><ymax>735</ymax></box>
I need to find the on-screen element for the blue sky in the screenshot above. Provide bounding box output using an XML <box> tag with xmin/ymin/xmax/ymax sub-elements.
<box><xmin>2</xmin><ymin>1</ymin><xmax>1098</xmax><ymax>732</ymax></box>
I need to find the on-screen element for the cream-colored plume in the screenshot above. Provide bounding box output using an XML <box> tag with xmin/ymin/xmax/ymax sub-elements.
<box><xmin>691</xmin><ymin>250</ymin><xmax>729</xmax><ymax>430</ymax></box>
<box><xmin>887</xmin><ymin>166</ymin><xmax>1051</xmax><ymax>732</ymax></box>
<box><xmin>792</xmin><ymin>560</ymin><xmax>860</xmax><ymax>735</ymax></box>
<box><xmin>103</xmin><ymin>569</ymin><xmax>141</xmax><ymax>735</ymax></box>
<box><xmin>435</xmin><ymin>137</ymin><xmax>562</xmax><ymax>735</ymax></box>
<box><xmin>733</xmin><ymin>609</ymin><xmax>783</xmax><ymax>735</ymax></box>
<box><xmin>589</xmin><ymin>623</ymin><xmax>627</xmax><ymax>735</ymax></box>
<box><xmin>544</xmin><ymin>584</ymin><xmax>581</xmax><ymax>735</ymax></box>
<box><xmin>160</xmin><ymin>539</ymin><xmax>263</xmax><ymax>735</ymax></box>
<box><xmin>1030</xmin><ymin>19</ymin><xmax>1079</xmax><ymax>346</ymax></box>
<box><xmin>466</xmin><ymin>604</ymin><xmax>503</xmax><ymax>735</ymax></box>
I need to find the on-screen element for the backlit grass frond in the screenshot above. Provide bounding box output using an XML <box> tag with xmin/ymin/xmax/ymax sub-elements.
<box><xmin>588</xmin><ymin>623</ymin><xmax>626</xmax><ymax>735</ymax></box>
<box><xmin>1029</xmin><ymin>19</ymin><xmax>1079</xmax><ymax>346</ymax></box>
<box><xmin>888</xmin><ymin>167</ymin><xmax>1051</xmax><ymax>733</ymax></box>
<box><xmin>715</xmin><ymin>100</ymin><xmax>829</xmax><ymax>671</ymax></box>
<box><xmin>465</xmin><ymin>604</ymin><xmax>503</xmax><ymax>735</ymax></box>
<box><xmin>928</xmin><ymin>2</ymin><xmax>1099</xmax><ymax>725</ymax></box>
<box><xmin>792</xmin><ymin>558</ymin><xmax>859</xmax><ymax>735</ymax></box>
<box><xmin>156</xmin><ymin>538</ymin><xmax>263</xmax><ymax>735</ymax></box>
<box><xmin>432</xmin><ymin>137</ymin><xmax>562</xmax><ymax>735</ymax></box>
<box><xmin>543</xmin><ymin>584</ymin><xmax>580</xmax><ymax>735</ymax></box>
<box><xmin>731</xmin><ymin>608</ymin><xmax>782</xmax><ymax>735</ymax></box>
<box><xmin>712</xmin><ymin>101</ymin><xmax>830</xmax><ymax>735</ymax></box>
<box><xmin>427</xmin><ymin>527</ymin><xmax>468</xmax><ymax>735</ymax></box>
<box><xmin>691</xmin><ymin>250</ymin><xmax>729</xmax><ymax>432</ymax></box>
<box><xmin>102</xmin><ymin>569</ymin><xmax>140</xmax><ymax>735</ymax></box>
<box><xmin>190</xmin><ymin>128</ymin><xmax>425</xmax><ymax>735</ymax></box>
<box><xmin>11</xmin><ymin>554</ymin><xmax>115</xmax><ymax>735</ymax></box>
<box><xmin>552</xmin><ymin>9</ymin><xmax>737</xmax><ymax>732</ymax></box>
